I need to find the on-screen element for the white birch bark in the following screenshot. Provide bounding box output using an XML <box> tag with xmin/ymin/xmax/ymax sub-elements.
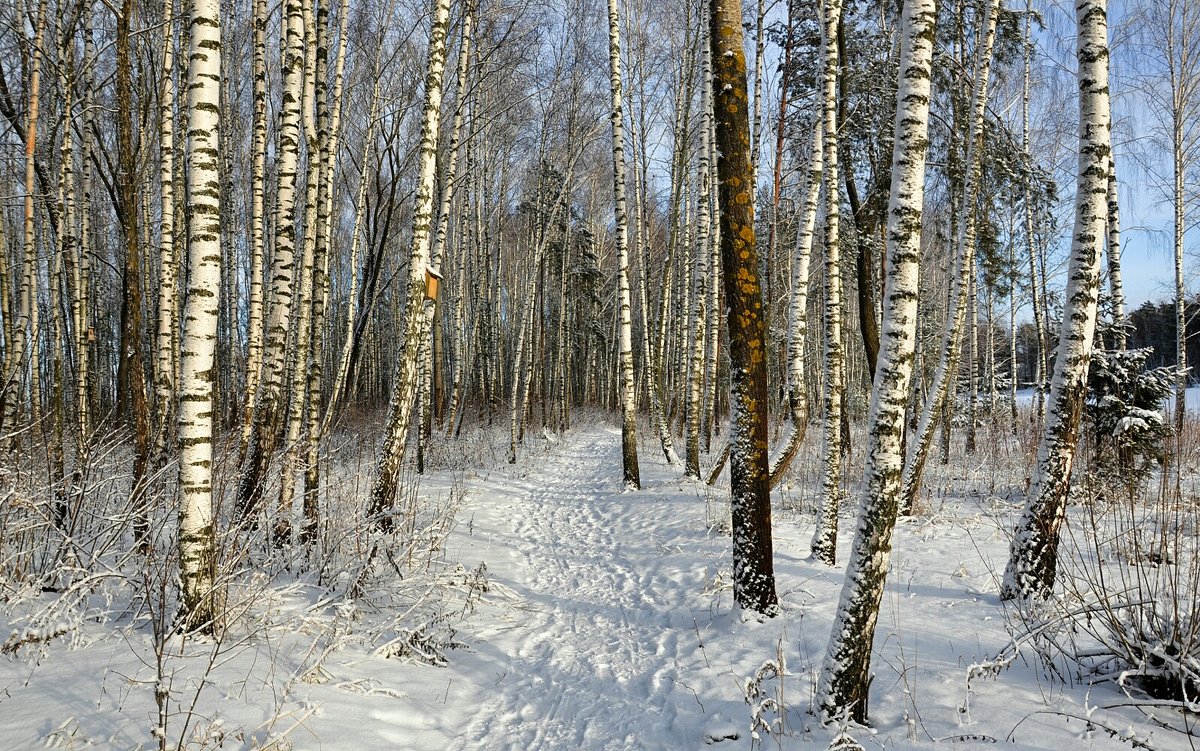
<box><xmin>898</xmin><ymin>0</ymin><xmax>1001</xmax><ymax>512</ymax></box>
<box><xmin>237</xmin><ymin>0</ymin><xmax>305</xmax><ymax>517</ymax></box>
<box><xmin>818</xmin><ymin>0</ymin><xmax>936</xmax><ymax>719</ymax></box>
<box><xmin>607</xmin><ymin>0</ymin><xmax>640</xmax><ymax>488</ymax></box>
<box><xmin>178</xmin><ymin>0</ymin><xmax>222</xmax><ymax>630</ymax></box>
<box><xmin>1105</xmin><ymin>165</ymin><xmax>1126</xmax><ymax>346</ymax></box>
<box><xmin>154</xmin><ymin>0</ymin><xmax>178</xmax><ymax>463</ymax></box>
<box><xmin>686</xmin><ymin>143</ymin><xmax>711</xmax><ymax>479</ymax></box>
<box><xmin>772</xmin><ymin>122</ymin><xmax>821</xmax><ymax>483</ymax></box>
<box><xmin>810</xmin><ymin>0</ymin><xmax>846</xmax><ymax>565</ymax></box>
<box><xmin>2</xmin><ymin>1</ymin><xmax>46</xmax><ymax>435</ymax></box>
<box><xmin>239</xmin><ymin>0</ymin><xmax>269</xmax><ymax>457</ymax></box>
<box><xmin>1001</xmin><ymin>0</ymin><xmax>1112</xmax><ymax>601</ymax></box>
<box><xmin>75</xmin><ymin>0</ymin><xmax>96</xmax><ymax>443</ymax></box>
<box><xmin>277</xmin><ymin>0</ymin><xmax>323</xmax><ymax>542</ymax></box>
<box><xmin>369</xmin><ymin>0</ymin><xmax>453</xmax><ymax>524</ymax></box>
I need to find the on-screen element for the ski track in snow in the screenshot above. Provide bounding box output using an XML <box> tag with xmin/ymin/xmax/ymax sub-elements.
<box><xmin>460</xmin><ymin>429</ymin><xmax>697</xmax><ymax>750</ymax></box>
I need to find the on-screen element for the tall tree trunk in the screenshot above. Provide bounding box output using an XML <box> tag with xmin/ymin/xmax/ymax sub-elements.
<box><xmin>1001</xmin><ymin>0</ymin><xmax>1111</xmax><ymax>601</ymax></box>
<box><xmin>710</xmin><ymin>0</ymin><xmax>777</xmax><ymax>615</ymax></box>
<box><xmin>898</xmin><ymin>0</ymin><xmax>1001</xmax><ymax>512</ymax></box>
<box><xmin>178</xmin><ymin>0</ymin><xmax>222</xmax><ymax>632</ymax></box>
<box><xmin>811</xmin><ymin>0</ymin><xmax>846</xmax><ymax>566</ymax></box>
<box><xmin>1106</xmin><ymin>164</ymin><xmax>1126</xmax><ymax>346</ymax></box>
<box><xmin>368</xmin><ymin>0</ymin><xmax>453</xmax><ymax>525</ymax></box>
<box><xmin>819</xmin><ymin>0</ymin><xmax>936</xmax><ymax>720</ymax></box>
<box><xmin>771</xmin><ymin>123</ymin><xmax>822</xmax><ymax>487</ymax></box>
<box><xmin>239</xmin><ymin>0</ymin><xmax>269</xmax><ymax>459</ymax></box>
<box><xmin>116</xmin><ymin>0</ymin><xmax>152</xmax><ymax>541</ymax></box>
<box><xmin>2</xmin><ymin>0</ymin><xmax>46</xmax><ymax>439</ymax></box>
<box><xmin>607</xmin><ymin>0</ymin><xmax>640</xmax><ymax>488</ymax></box>
<box><xmin>277</xmin><ymin>0</ymin><xmax>324</xmax><ymax>544</ymax></box>
<box><xmin>1022</xmin><ymin>0</ymin><xmax>1048</xmax><ymax>425</ymax></box>
<box><xmin>154</xmin><ymin>0</ymin><xmax>178</xmax><ymax>465</ymax></box>
<box><xmin>237</xmin><ymin>0</ymin><xmax>305</xmax><ymax>520</ymax></box>
<box><xmin>685</xmin><ymin>89</ymin><xmax>712</xmax><ymax>480</ymax></box>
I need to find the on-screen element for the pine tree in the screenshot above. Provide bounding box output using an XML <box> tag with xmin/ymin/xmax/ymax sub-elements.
<box><xmin>710</xmin><ymin>0</ymin><xmax>777</xmax><ymax>615</ymax></box>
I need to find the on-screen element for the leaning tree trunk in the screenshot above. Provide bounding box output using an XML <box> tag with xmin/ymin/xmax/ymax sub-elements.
<box><xmin>770</xmin><ymin>117</ymin><xmax>822</xmax><ymax>487</ymax></box>
<box><xmin>898</xmin><ymin>0</ymin><xmax>1000</xmax><ymax>513</ymax></box>
<box><xmin>369</xmin><ymin>0</ymin><xmax>454</xmax><ymax>526</ymax></box>
<box><xmin>177</xmin><ymin>0</ymin><xmax>222</xmax><ymax>632</ymax></box>
<box><xmin>1001</xmin><ymin>0</ymin><xmax>1112</xmax><ymax>602</ymax></box>
<box><xmin>810</xmin><ymin>0</ymin><xmax>846</xmax><ymax>566</ymax></box>
<box><xmin>606</xmin><ymin>0</ymin><xmax>640</xmax><ymax>488</ymax></box>
<box><xmin>710</xmin><ymin>0</ymin><xmax>777</xmax><ymax>615</ymax></box>
<box><xmin>818</xmin><ymin>0</ymin><xmax>937</xmax><ymax>720</ymax></box>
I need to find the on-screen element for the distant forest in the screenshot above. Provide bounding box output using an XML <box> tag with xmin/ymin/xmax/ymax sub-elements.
<box><xmin>1010</xmin><ymin>298</ymin><xmax>1199</xmax><ymax>388</ymax></box>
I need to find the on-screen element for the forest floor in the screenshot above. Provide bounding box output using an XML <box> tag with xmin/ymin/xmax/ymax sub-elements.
<box><xmin>1</xmin><ymin>415</ymin><xmax>1195</xmax><ymax>749</ymax></box>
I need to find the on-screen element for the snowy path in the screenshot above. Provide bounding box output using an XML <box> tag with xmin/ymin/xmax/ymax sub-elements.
<box><xmin>1</xmin><ymin>423</ymin><xmax>1176</xmax><ymax>750</ymax></box>
<box><xmin>457</xmin><ymin>429</ymin><xmax>704</xmax><ymax>749</ymax></box>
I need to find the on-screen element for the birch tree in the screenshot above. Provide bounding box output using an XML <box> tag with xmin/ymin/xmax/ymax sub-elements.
<box><xmin>1</xmin><ymin>1</ymin><xmax>46</xmax><ymax>439</ymax></box>
<box><xmin>177</xmin><ymin>0</ymin><xmax>222</xmax><ymax>631</ymax></box>
<box><xmin>607</xmin><ymin>0</ymin><xmax>640</xmax><ymax>489</ymax></box>
<box><xmin>899</xmin><ymin>0</ymin><xmax>1001</xmax><ymax>513</ymax></box>
<box><xmin>818</xmin><ymin>0</ymin><xmax>937</xmax><ymax>719</ymax></box>
<box><xmin>154</xmin><ymin>0</ymin><xmax>179</xmax><ymax>464</ymax></box>
<box><xmin>811</xmin><ymin>0</ymin><xmax>847</xmax><ymax>565</ymax></box>
<box><xmin>1001</xmin><ymin>0</ymin><xmax>1112</xmax><ymax>601</ymax></box>
<box><xmin>237</xmin><ymin>0</ymin><xmax>305</xmax><ymax>520</ymax></box>
<box><xmin>369</xmin><ymin>0</ymin><xmax>454</xmax><ymax>525</ymax></box>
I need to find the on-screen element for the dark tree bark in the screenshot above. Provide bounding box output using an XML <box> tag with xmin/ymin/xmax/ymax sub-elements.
<box><xmin>115</xmin><ymin>0</ymin><xmax>152</xmax><ymax>542</ymax></box>
<box><xmin>710</xmin><ymin>0</ymin><xmax>777</xmax><ymax>615</ymax></box>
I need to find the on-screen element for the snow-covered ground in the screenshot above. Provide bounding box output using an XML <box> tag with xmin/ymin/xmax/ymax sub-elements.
<box><xmin>1</xmin><ymin>419</ymin><xmax>1191</xmax><ymax>749</ymax></box>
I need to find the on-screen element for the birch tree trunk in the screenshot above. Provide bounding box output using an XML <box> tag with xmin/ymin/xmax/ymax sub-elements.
<box><xmin>685</xmin><ymin>127</ymin><xmax>711</xmax><ymax>479</ymax></box>
<box><xmin>607</xmin><ymin>0</ymin><xmax>640</xmax><ymax>489</ymax></box>
<box><xmin>771</xmin><ymin>124</ymin><xmax>821</xmax><ymax>487</ymax></box>
<box><xmin>898</xmin><ymin>0</ymin><xmax>1001</xmax><ymax>512</ymax></box>
<box><xmin>75</xmin><ymin>1</ymin><xmax>96</xmax><ymax>444</ymax></box>
<box><xmin>154</xmin><ymin>0</ymin><xmax>178</xmax><ymax>465</ymax></box>
<box><xmin>1</xmin><ymin>0</ymin><xmax>46</xmax><ymax>439</ymax></box>
<box><xmin>1106</xmin><ymin>165</ymin><xmax>1126</xmax><ymax>346</ymax></box>
<box><xmin>178</xmin><ymin>0</ymin><xmax>222</xmax><ymax>631</ymax></box>
<box><xmin>1001</xmin><ymin>0</ymin><xmax>1112</xmax><ymax>601</ymax></box>
<box><xmin>237</xmin><ymin>0</ymin><xmax>305</xmax><ymax>520</ymax></box>
<box><xmin>1022</xmin><ymin>0</ymin><xmax>1048</xmax><ymax>425</ymax></box>
<box><xmin>811</xmin><ymin>0</ymin><xmax>846</xmax><ymax>566</ymax></box>
<box><xmin>239</xmin><ymin>0</ymin><xmax>269</xmax><ymax>458</ymax></box>
<box><xmin>276</xmin><ymin>0</ymin><xmax>324</xmax><ymax>544</ymax></box>
<box><xmin>710</xmin><ymin>0</ymin><xmax>777</xmax><ymax>615</ymax></box>
<box><xmin>369</xmin><ymin>0</ymin><xmax>453</xmax><ymax>525</ymax></box>
<box><xmin>818</xmin><ymin>0</ymin><xmax>936</xmax><ymax>719</ymax></box>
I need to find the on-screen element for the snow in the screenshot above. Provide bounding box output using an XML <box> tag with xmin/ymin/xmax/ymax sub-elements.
<box><xmin>1</xmin><ymin>420</ymin><xmax>1190</xmax><ymax>749</ymax></box>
